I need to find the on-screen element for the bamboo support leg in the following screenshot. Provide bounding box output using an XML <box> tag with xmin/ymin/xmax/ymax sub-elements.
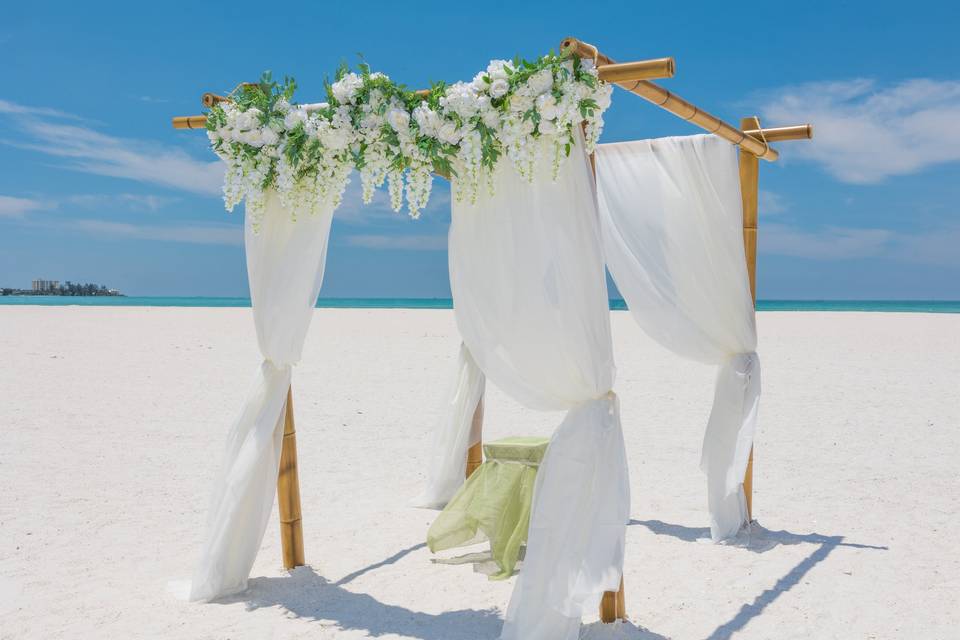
<box><xmin>600</xmin><ymin>578</ymin><xmax>626</xmax><ymax>623</ymax></box>
<box><xmin>277</xmin><ymin>386</ymin><xmax>305</xmax><ymax>569</ymax></box>
<box><xmin>739</xmin><ymin>116</ymin><xmax>760</xmax><ymax>521</ymax></box>
<box><xmin>466</xmin><ymin>394</ymin><xmax>484</xmax><ymax>478</ymax></box>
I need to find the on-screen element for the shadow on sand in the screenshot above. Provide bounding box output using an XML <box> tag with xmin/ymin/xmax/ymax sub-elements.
<box><xmin>629</xmin><ymin>519</ymin><xmax>888</xmax><ymax>640</ymax></box>
<box><xmin>217</xmin><ymin>563</ymin><xmax>502</xmax><ymax>640</ymax></box>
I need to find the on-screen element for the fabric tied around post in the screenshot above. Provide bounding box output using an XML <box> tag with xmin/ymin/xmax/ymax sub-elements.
<box><xmin>596</xmin><ymin>135</ymin><xmax>759</xmax><ymax>542</ymax></box>
<box><xmin>501</xmin><ymin>393</ymin><xmax>629</xmax><ymax>640</ymax></box>
<box><xmin>442</xmin><ymin>131</ymin><xmax>627</xmax><ymax>640</ymax></box>
<box><xmin>701</xmin><ymin>352</ymin><xmax>761</xmax><ymax>541</ymax></box>
<box><xmin>178</xmin><ymin>190</ymin><xmax>335</xmax><ymax>602</ymax></box>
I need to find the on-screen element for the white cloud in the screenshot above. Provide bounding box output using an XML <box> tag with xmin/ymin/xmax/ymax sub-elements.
<box><xmin>1</xmin><ymin>99</ymin><xmax>223</xmax><ymax>196</ymax></box>
<box><xmin>762</xmin><ymin>223</ymin><xmax>893</xmax><ymax>259</ymax></box>
<box><xmin>63</xmin><ymin>193</ymin><xmax>175</xmax><ymax>212</ymax></box>
<box><xmin>346</xmin><ymin>233</ymin><xmax>447</xmax><ymax>251</ymax></box>
<box><xmin>761</xmin><ymin>222</ymin><xmax>960</xmax><ymax>267</ymax></box>
<box><xmin>0</xmin><ymin>99</ymin><xmax>82</xmax><ymax>121</ymax></box>
<box><xmin>0</xmin><ymin>195</ymin><xmax>52</xmax><ymax>218</ymax></box>
<box><xmin>759</xmin><ymin>78</ymin><xmax>960</xmax><ymax>183</ymax></box>
<box><xmin>759</xmin><ymin>190</ymin><xmax>787</xmax><ymax>215</ymax></box>
<box><xmin>67</xmin><ymin>219</ymin><xmax>241</xmax><ymax>245</ymax></box>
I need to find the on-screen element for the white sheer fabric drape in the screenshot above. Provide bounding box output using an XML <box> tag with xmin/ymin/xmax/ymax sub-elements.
<box><xmin>450</xmin><ymin>133</ymin><xmax>629</xmax><ymax>640</ymax></box>
<box><xmin>596</xmin><ymin>134</ymin><xmax>759</xmax><ymax>541</ymax></box>
<box><xmin>187</xmin><ymin>190</ymin><xmax>334</xmax><ymax>601</ymax></box>
<box><xmin>411</xmin><ymin>342</ymin><xmax>485</xmax><ymax>508</ymax></box>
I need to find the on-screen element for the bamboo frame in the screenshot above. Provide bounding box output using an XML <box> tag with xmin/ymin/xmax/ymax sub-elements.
<box><xmin>466</xmin><ymin>395</ymin><xmax>485</xmax><ymax>478</ymax></box>
<box><xmin>739</xmin><ymin>116</ymin><xmax>761</xmax><ymax>521</ymax></box>
<box><xmin>560</xmin><ymin>37</ymin><xmax>779</xmax><ymax>161</ymax></box>
<box><xmin>170</xmin><ymin>37</ymin><xmax>812</xmax><ymax>606</ymax></box>
<box><xmin>277</xmin><ymin>386</ymin><xmax>305</xmax><ymax>569</ymax></box>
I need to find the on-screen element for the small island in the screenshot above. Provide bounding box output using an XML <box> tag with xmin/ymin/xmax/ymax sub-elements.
<box><xmin>2</xmin><ymin>279</ymin><xmax>124</xmax><ymax>297</ymax></box>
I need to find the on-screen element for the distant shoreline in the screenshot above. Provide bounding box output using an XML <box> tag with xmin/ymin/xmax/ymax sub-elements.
<box><xmin>1</xmin><ymin>296</ymin><xmax>958</xmax><ymax>313</ymax></box>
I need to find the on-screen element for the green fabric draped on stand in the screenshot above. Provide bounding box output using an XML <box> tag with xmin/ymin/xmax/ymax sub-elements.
<box><xmin>427</xmin><ymin>436</ymin><xmax>549</xmax><ymax>580</ymax></box>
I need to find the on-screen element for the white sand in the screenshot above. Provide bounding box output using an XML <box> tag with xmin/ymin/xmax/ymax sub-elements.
<box><xmin>1</xmin><ymin>307</ymin><xmax>958</xmax><ymax>639</ymax></box>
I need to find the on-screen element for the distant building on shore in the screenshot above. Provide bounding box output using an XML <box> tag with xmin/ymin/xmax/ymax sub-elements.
<box><xmin>2</xmin><ymin>280</ymin><xmax>123</xmax><ymax>297</ymax></box>
<box><xmin>32</xmin><ymin>279</ymin><xmax>60</xmax><ymax>292</ymax></box>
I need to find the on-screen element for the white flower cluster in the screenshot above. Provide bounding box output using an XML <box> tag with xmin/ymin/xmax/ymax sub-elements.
<box><xmin>206</xmin><ymin>54</ymin><xmax>613</xmax><ymax>226</ymax></box>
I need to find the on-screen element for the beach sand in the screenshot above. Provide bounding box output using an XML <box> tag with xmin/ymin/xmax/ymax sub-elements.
<box><xmin>1</xmin><ymin>307</ymin><xmax>957</xmax><ymax>639</ymax></box>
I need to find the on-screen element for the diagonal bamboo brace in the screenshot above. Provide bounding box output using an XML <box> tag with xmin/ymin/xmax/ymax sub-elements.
<box><xmin>277</xmin><ymin>385</ymin><xmax>305</xmax><ymax>569</ymax></box>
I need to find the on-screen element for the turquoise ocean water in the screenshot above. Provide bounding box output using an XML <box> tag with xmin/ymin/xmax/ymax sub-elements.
<box><xmin>1</xmin><ymin>296</ymin><xmax>958</xmax><ymax>313</ymax></box>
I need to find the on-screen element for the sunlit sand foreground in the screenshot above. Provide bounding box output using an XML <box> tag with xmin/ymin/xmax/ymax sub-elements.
<box><xmin>1</xmin><ymin>307</ymin><xmax>957</xmax><ymax>639</ymax></box>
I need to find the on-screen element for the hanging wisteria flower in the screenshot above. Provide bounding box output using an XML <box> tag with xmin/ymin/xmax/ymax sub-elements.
<box><xmin>205</xmin><ymin>51</ymin><xmax>613</xmax><ymax>225</ymax></box>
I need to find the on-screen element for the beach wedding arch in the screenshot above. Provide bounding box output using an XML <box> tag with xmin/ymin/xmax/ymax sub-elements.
<box><xmin>204</xmin><ymin>52</ymin><xmax>613</xmax><ymax>222</ymax></box>
<box><xmin>173</xmin><ymin>36</ymin><xmax>813</xmax><ymax>640</ymax></box>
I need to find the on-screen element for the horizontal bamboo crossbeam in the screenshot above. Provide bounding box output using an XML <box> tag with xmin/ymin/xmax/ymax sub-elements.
<box><xmin>560</xmin><ymin>37</ymin><xmax>780</xmax><ymax>161</ymax></box>
<box><xmin>744</xmin><ymin>124</ymin><xmax>814</xmax><ymax>142</ymax></box>
<box><xmin>172</xmin><ymin>115</ymin><xmax>208</xmax><ymax>129</ymax></box>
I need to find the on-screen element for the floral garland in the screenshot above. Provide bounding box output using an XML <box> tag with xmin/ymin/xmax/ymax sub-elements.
<box><xmin>205</xmin><ymin>52</ymin><xmax>612</xmax><ymax>224</ymax></box>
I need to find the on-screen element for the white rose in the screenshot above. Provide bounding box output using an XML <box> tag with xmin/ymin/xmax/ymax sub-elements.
<box><xmin>529</xmin><ymin>69</ymin><xmax>554</xmax><ymax>95</ymax></box>
<box><xmin>284</xmin><ymin>108</ymin><xmax>307</xmax><ymax>130</ymax></box>
<box><xmin>260</xmin><ymin>127</ymin><xmax>279</xmax><ymax>146</ymax></box>
<box><xmin>536</xmin><ymin>94</ymin><xmax>558</xmax><ymax>121</ymax></box>
<box><xmin>332</xmin><ymin>72</ymin><xmax>363</xmax><ymax>104</ymax></box>
<box><xmin>510</xmin><ymin>93</ymin><xmax>533</xmax><ymax>113</ymax></box>
<box><xmin>438</xmin><ymin>121</ymin><xmax>462</xmax><ymax>145</ymax></box>
<box><xmin>471</xmin><ymin>71</ymin><xmax>490</xmax><ymax>92</ymax></box>
<box><xmin>538</xmin><ymin>118</ymin><xmax>557</xmax><ymax>135</ymax></box>
<box><xmin>489</xmin><ymin>79</ymin><xmax>509</xmax><ymax>99</ymax></box>
<box><xmin>387</xmin><ymin>108</ymin><xmax>410</xmax><ymax>132</ymax></box>
<box><xmin>243</xmin><ymin>129</ymin><xmax>264</xmax><ymax>147</ymax></box>
<box><xmin>487</xmin><ymin>59</ymin><xmax>512</xmax><ymax>81</ymax></box>
<box><xmin>482</xmin><ymin>109</ymin><xmax>500</xmax><ymax>129</ymax></box>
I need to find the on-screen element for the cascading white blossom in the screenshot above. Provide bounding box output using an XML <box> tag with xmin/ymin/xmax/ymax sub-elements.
<box><xmin>206</xmin><ymin>54</ymin><xmax>613</xmax><ymax>226</ymax></box>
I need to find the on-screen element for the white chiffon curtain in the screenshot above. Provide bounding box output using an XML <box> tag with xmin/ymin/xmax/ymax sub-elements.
<box><xmin>412</xmin><ymin>342</ymin><xmax>485</xmax><ymax>509</ymax></box>
<box><xmin>449</xmin><ymin>134</ymin><xmax>629</xmax><ymax>640</ymax></box>
<box><xmin>596</xmin><ymin>134</ymin><xmax>759</xmax><ymax>541</ymax></box>
<box><xmin>188</xmin><ymin>191</ymin><xmax>334</xmax><ymax>601</ymax></box>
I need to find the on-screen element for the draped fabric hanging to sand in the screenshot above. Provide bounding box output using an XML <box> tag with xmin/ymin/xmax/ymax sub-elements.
<box><xmin>411</xmin><ymin>343</ymin><xmax>485</xmax><ymax>509</ymax></box>
<box><xmin>443</xmin><ymin>131</ymin><xmax>629</xmax><ymax>640</ymax></box>
<box><xmin>596</xmin><ymin>134</ymin><xmax>760</xmax><ymax>541</ymax></box>
<box><xmin>186</xmin><ymin>192</ymin><xmax>334</xmax><ymax>601</ymax></box>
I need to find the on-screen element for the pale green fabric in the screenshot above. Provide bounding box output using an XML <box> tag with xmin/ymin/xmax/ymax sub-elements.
<box><xmin>427</xmin><ymin>437</ymin><xmax>549</xmax><ymax>580</ymax></box>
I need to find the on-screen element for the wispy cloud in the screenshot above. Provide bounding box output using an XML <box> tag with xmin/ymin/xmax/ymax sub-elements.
<box><xmin>762</xmin><ymin>223</ymin><xmax>893</xmax><ymax>259</ymax></box>
<box><xmin>759</xmin><ymin>78</ymin><xmax>960</xmax><ymax>183</ymax></box>
<box><xmin>67</xmin><ymin>219</ymin><xmax>241</xmax><ymax>245</ymax></box>
<box><xmin>346</xmin><ymin>233</ymin><xmax>447</xmax><ymax>251</ymax></box>
<box><xmin>0</xmin><ymin>195</ymin><xmax>53</xmax><ymax>218</ymax></box>
<box><xmin>759</xmin><ymin>190</ymin><xmax>787</xmax><ymax>215</ymax></box>
<box><xmin>63</xmin><ymin>193</ymin><xmax>176</xmax><ymax>212</ymax></box>
<box><xmin>1</xmin><ymin>98</ymin><xmax>223</xmax><ymax>196</ymax></box>
<box><xmin>0</xmin><ymin>98</ymin><xmax>83</xmax><ymax>121</ymax></box>
<box><xmin>762</xmin><ymin>221</ymin><xmax>960</xmax><ymax>267</ymax></box>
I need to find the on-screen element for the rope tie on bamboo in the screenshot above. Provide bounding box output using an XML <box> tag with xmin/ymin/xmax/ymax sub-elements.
<box><xmin>755</xmin><ymin>123</ymin><xmax>771</xmax><ymax>159</ymax></box>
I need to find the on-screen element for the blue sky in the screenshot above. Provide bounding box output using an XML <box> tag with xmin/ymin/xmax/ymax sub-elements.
<box><xmin>3</xmin><ymin>1</ymin><xmax>959</xmax><ymax>299</ymax></box>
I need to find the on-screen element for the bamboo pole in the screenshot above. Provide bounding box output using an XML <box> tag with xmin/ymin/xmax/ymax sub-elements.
<box><xmin>739</xmin><ymin>116</ymin><xmax>760</xmax><ymax>521</ymax></box>
<box><xmin>744</xmin><ymin>124</ymin><xmax>813</xmax><ymax>142</ymax></box>
<box><xmin>277</xmin><ymin>386</ymin><xmax>305</xmax><ymax>569</ymax></box>
<box><xmin>600</xmin><ymin>577</ymin><xmax>627</xmax><ymax>623</ymax></box>
<box><xmin>466</xmin><ymin>394</ymin><xmax>485</xmax><ymax>478</ymax></box>
<box><xmin>560</xmin><ymin>37</ymin><xmax>778</xmax><ymax>161</ymax></box>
